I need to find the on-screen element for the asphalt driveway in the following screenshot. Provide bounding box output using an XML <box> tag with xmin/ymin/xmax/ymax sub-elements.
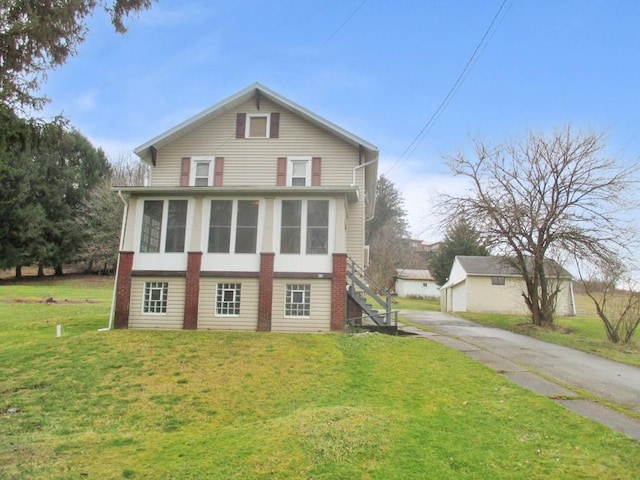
<box><xmin>400</xmin><ymin>310</ymin><xmax>640</xmax><ymax>441</ymax></box>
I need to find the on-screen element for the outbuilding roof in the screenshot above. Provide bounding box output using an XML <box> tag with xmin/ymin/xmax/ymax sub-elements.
<box><xmin>395</xmin><ymin>269</ymin><xmax>435</xmax><ymax>281</ymax></box>
<box><xmin>456</xmin><ymin>256</ymin><xmax>573</xmax><ymax>278</ymax></box>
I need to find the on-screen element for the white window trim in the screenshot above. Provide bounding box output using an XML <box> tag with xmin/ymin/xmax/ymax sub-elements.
<box><xmin>137</xmin><ymin>198</ymin><xmax>192</xmax><ymax>255</ymax></box>
<box><xmin>276</xmin><ymin>198</ymin><xmax>334</xmax><ymax>257</ymax></box>
<box><xmin>246</xmin><ymin>113</ymin><xmax>271</xmax><ymax>138</ymax></box>
<box><xmin>215</xmin><ymin>283</ymin><xmax>241</xmax><ymax>317</ymax></box>
<box><xmin>284</xmin><ymin>284</ymin><xmax>311</xmax><ymax>318</ymax></box>
<box><xmin>189</xmin><ymin>156</ymin><xmax>214</xmax><ymax>187</ymax></box>
<box><xmin>202</xmin><ymin>198</ymin><xmax>264</xmax><ymax>255</ymax></box>
<box><xmin>142</xmin><ymin>282</ymin><xmax>168</xmax><ymax>316</ymax></box>
<box><xmin>287</xmin><ymin>157</ymin><xmax>311</xmax><ymax>187</ymax></box>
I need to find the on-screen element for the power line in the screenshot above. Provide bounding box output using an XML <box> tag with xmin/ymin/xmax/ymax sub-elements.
<box><xmin>385</xmin><ymin>0</ymin><xmax>511</xmax><ymax>175</ymax></box>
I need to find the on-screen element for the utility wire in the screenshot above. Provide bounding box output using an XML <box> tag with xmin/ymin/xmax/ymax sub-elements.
<box><xmin>385</xmin><ymin>0</ymin><xmax>511</xmax><ymax>175</ymax></box>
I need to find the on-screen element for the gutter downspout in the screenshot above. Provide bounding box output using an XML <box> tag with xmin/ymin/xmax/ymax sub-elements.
<box><xmin>101</xmin><ymin>190</ymin><xmax>129</xmax><ymax>331</ymax></box>
<box><xmin>352</xmin><ymin>158</ymin><xmax>378</xmax><ymax>221</ymax></box>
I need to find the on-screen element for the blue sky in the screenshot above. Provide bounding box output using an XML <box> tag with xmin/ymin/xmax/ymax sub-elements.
<box><xmin>38</xmin><ymin>0</ymin><xmax>640</xmax><ymax>241</ymax></box>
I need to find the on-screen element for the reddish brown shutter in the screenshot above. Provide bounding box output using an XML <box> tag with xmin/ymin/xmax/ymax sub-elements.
<box><xmin>180</xmin><ymin>157</ymin><xmax>191</xmax><ymax>186</ymax></box>
<box><xmin>276</xmin><ymin>157</ymin><xmax>287</xmax><ymax>186</ymax></box>
<box><xmin>312</xmin><ymin>157</ymin><xmax>322</xmax><ymax>186</ymax></box>
<box><xmin>270</xmin><ymin>112</ymin><xmax>280</xmax><ymax>138</ymax></box>
<box><xmin>214</xmin><ymin>157</ymin><xmax>224</xmax><ymax>187</ymax></box>
<box><xmin>235</xmin><ymin>113</ymin><xmax>246</xmax><ymax>138</ymax></box>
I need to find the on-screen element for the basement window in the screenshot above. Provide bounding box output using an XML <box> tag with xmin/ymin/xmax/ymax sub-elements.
<box><xmin>285</xmin><ymin>284</ymin><xmax>311</xmax><ymax>317</ymax></box>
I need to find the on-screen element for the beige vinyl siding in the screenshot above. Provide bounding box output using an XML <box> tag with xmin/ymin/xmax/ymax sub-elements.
<box><xmin>129</xmin><ymin>277</ymin><xmax>185</xmax><ymax>329</ymax></box>
<box><xmin>149</xmin><ymin>98</ymin><xmax>360</xmax><ymax>188</ymax></box>
<box><xmin>271</xmin><ymin>279</ymin><xmax>331</xmax><ymax>332</ymax></box>
<box><xmin>197</xmin><ymin>278</ymin><xmax>259</xmax><ymax>330</ymax></box>
<box><xmin>466</xmin><ymin>276</ymin><xmax>527</xmax><ymax>314</ymax></box>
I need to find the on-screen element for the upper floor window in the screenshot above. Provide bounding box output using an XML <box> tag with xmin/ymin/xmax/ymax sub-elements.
<box><xmin>492</xmin><ymin>276</ymin><xmax>505</xmax><ymax>286</ymax></box>
<box><xmin>247</xmin><ymin>114</ymin><xmax>270</xmax><ymax>138</ymax></box>
<box><xmin>289</xmin><ymin>158</ymin><xmax>310</xmax><ymax>186</ymax></box>
<box><xmin>140</xmin><ymin>199</ymin><xmax>188</xmax><ymax>253</ymax></box>
<box><xmin>208</xmin><ymin>199</ymin><xmax>260</xmax><ymax>254</ymax></box>
<box><xmin>193</xmin><ymin>160</ymin><xmax>212</xmax><ymax>186</ymax></box>
<box><xmin>236</xmin><ymin>112</ymin><xmax>279</xmax><ymax>139</ymax></box>
<box><xmin>181</xmin><ymin>157</ymin><xmax>223</xmax><ymax>187</ymax></box>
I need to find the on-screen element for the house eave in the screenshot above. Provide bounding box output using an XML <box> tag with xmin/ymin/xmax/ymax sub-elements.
<box><xmin>112</xmin><ymin>185</ymin><xmax>360</xmax><ymax>202</ymax></box>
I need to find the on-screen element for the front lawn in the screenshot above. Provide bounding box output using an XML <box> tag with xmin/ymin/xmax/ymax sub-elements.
<box><xmin>1</xmin><ymin>277</ymin><xmax>639</xmax><ymax>479</ymax></box>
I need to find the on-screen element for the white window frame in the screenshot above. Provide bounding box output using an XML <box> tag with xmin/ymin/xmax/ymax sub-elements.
<box><xmin>142</xmin><ymin>282</ymin><xmax>168</xmax><ymax>315</ymax></box>
<box><xmin>287</xmin><ymin>157</ymin><xmax>311</xmax><ymax>186</ymax></box>
<box><xmin>246</xmin><ymin>113</ymin><xmax>270</xmax><ymax>138</ymax></box>
<box><xmin>284</xmin><ymin>284</ymin><xmax>311</xmax><ymax>318</ymax></box>
<box><xmin>206</xmin><ymin>199</ymin><xmax>261</xmax><ymax>254</ymax></box>
<box><xmin>215</xmin><ymin>283</ymin><xmax>241</xmax><ymax>317</ymax></box>
<box><xmin>189</xmin><ymin>157</ymin><xmax>214</xmax><ymax>187</ymax></box>
<box><xmin>138</xmin><ymin>198</ymin><xmax>191</xmax><ymax>255</ymax></box>
<box><xmin>274</xmin><ymin>198</ymin><xmax>335</xmax><ymax>273</ymax></box>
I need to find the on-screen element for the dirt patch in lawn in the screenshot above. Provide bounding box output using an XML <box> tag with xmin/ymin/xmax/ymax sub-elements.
<box><xmin>5</xmin><ymin>298</ymin><xmax>101</xmax><ymax>304</ymax></box>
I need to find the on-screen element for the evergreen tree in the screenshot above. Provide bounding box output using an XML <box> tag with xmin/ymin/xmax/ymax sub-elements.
<box><xmin>33</xmin><ymin>128</ymin><xmax>110</xmax><ymax>274</ymax></box>
<box><xmin>365</xmin><ymin>175</ymin><xmax>408</xmax><ymax>244</ymax></box>
<box><xmin>0</xmin><ymin>0</ymin><xmax>156</xmax><ymax>111</ymax></box>
<box><xmin>430</xmin><ymin>217</ymin><xmax>489</xmax><ymax>285</ymax></box>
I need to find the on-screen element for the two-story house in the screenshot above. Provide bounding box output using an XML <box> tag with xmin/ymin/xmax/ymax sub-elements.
<box><xmin>111</xmin><ymin>83</ymin><xmax>379</xmax><ymax>332</ymax></box>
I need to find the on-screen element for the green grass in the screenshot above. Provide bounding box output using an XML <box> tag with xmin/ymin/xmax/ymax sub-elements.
<box><xmin>392</xmin><ymin>295</ymin><xmax>440</xmax><ymax>311</ymax></box>
<box><xmin>1</xmin><ymin>277</ymin><xmax>640</xmax><ymax>479</ymax></box>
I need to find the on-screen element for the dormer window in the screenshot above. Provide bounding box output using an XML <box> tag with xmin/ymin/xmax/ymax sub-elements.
<box><xmin>289</xmin><ymin>158</ymin><xmax>310</xmax><ymax>186</ymax></box>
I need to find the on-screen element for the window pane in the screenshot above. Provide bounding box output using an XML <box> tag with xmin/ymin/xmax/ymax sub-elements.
<box><xmin>285</xmin><ymin>284</ymin><xmax>310</xmax><ymax>317</ymax></box>
<box><xmin>235</xmin><ymin>200</ymin><xmax>259</xmax><ymax>253</ymax></box>
<box><xmin>281</xmin><ymin>200</ymin><xmax>301</xmax><ymax>254</ymax></box>
<box><xmin>216</xmin><ymin>283</ymin><xmax>241</xmax><ymax>316</ymax></box>
<box><xmin>144</xmin><ymin>282</ymin><xmax>168</xmax><ymax>313</ymax></box>
<box><xmin>140</xmin><ymin>200</ymin><xmax>163</xmax><ymax>252</ymax></box>
<box><xmin>208</xmin><ymin>200</ymin><xmax>232</xmax><ymax>253</ymax></box>
<box><xmin>307</xmin><ymin>200</ymin><xmax>328</xmax><ymax>226</ymax></box>
<box><xmin>249</xmin><ymin>116</ymin><xmax>267</xmax><ymax>137</ymax></box>
<box><xmin>306</xmin><ymin>200</ymin><xmax>329</xmax><ymax>254</ymax></box>
<box><xmin>195</xmin><ymin>162</ymin><xmax>209</xmax><ymax>177</ymax></box>
<box><xmin>165</xmin><ymin>200</ymin><xmax>188</xmax><ymax>252</ymax></box>
<box><xmin>291</xmin><ymin>160</ymin><xmax>307</xmax><ymax>186</ymax></box>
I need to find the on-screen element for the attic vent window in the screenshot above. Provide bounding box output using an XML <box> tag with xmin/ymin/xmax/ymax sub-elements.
<box><xmin>247</xmin><ymin>114</ymin><xmax>269</xmax><ymax>138</ymax></box>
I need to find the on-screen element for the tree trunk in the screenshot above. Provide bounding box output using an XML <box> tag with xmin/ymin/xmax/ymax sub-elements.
<box><xmin>37</xmin><ymin>264</ymin><xmax>44</xmax><ymax>277</ymax></box>
<box><xmin>54</xmin><ymin>265</ymin><xmax>63</xmax><ymax>276</ymax></box>
<box><xmin>15</xmin><ymin>265</ymin><xmax>22</xmax><ymax>279</ymax></box>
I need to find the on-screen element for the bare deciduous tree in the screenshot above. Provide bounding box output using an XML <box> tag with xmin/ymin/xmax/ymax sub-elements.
<box><xmin>578</xmin><ymin>259</ymin><xmax>640</xmax><ymax>344</ymax></box>
<box><xmin>440</xmin><ymin>126</ymin><xmax>638</xmax><ymax>326</ymax></box>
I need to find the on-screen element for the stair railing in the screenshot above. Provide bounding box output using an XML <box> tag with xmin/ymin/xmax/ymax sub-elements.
<box><xmin>346</xmin><ymin>256</ymin><xmax>397</xmax><ymax>326</ymax></box>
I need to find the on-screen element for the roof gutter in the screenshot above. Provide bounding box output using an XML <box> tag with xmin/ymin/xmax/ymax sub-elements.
<box><xmin>102</xmin><ymin>190</ymin><xmax>129</xmax><ymax>332</ymax></box>
<box><xmin>352</xmin><ymin>157</ymin><xmax>378</xmax><ymax>221</ymax></box>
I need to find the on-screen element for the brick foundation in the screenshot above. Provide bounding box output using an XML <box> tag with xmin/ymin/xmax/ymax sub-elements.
<box><xmin>331</xmin><ymin>253</ymin><xmax>348</xmax><ymax>331</ymax></box>
<box><xmin>114</xmin><ymin>251</ymin><xmax>134</xmax><ymax>329</ymax></box>
<box><xmin>257</xmin><ymin>253</ymin><xmax>274</xmax><ymax>331</ymax></box>
<box><xmin>347</xmin><ymin>295</ymin><xmax>363</xmax><ymax>326</ymax></box>
<box><xmin>183</xmin><ymin>252</ymin><xmax>202</xmax><ymax>330</ymax></box>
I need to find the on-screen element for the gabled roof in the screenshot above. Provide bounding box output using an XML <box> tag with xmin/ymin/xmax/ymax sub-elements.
<box><xmin>395</xmin><ymin>269</ymin><xmax>434</xmax><ymax>281</ymax></box>
<box><xmin>134</xmin><ymin>82</ymin><xmax>379</xmax><ymax>163</ymax></box>
<box><xmin>456</xmin><ymin>256</ymin><xmax>573</xmax><ymax>279</ymax></box>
